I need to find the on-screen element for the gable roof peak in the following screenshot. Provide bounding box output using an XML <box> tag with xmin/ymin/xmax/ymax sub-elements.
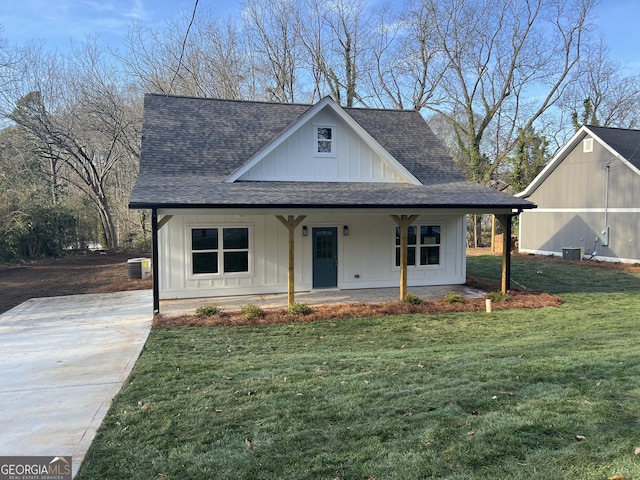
<box><xmin>224</xmin><ymin>96</ymin><xmax>423</xmax><ymax>185</ymax></box>
<box><xmin>517</xmin><ymin>124</ymin><xmax>640</xmax><ymax>198</ymax></box>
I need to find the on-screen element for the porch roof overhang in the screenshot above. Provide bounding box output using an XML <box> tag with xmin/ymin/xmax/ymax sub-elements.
<box><xmin>153</xmin><ymin>206</ymin><xmax>525</xmax><ymax>217</ymax></box>
<box><xmin>129</xmin><ymin>179</ymin><xmax>536</xmax><ymax>214</ymax></box>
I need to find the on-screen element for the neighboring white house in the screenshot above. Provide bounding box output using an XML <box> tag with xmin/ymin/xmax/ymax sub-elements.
<box><xmin>129</xmin><ymin>94</ymin><xmax>534</xmax><ymax>313</ymax></box>
<box><xmin>517</xmin><ymin>125</ymin><xmax>640</xmax><ymax>263</ymax></box>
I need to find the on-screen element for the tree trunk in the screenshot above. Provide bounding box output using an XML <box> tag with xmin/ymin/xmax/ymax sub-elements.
<box><xmin>94</xmin><ymin>188</ymin><xmax>117</xmax><ymax>249</ymax></box>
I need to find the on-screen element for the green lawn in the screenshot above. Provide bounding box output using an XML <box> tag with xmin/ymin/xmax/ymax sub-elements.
<box><xmin>77</xmin><ymin>256</ymin><xmax>640</xmax><ymax>479</ymax></box>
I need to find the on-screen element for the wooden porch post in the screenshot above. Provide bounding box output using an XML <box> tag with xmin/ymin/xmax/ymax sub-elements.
<box><xmin>275</xmin><ymin>215</ymin><xmax>307</xmax><ymax>305</ymax></box>
<box><xmin>496</xmin><ymin>214</ymin><xmax>513</xmax><ymax>294</ymax></box>
<box><xmin>391</xmin><ymin>214</ymin><xmax>419</xmax><ymax>301</ymax></box>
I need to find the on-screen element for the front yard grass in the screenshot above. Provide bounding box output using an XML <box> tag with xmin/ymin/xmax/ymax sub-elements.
<box><xmin>77</xmin><ymin>256</ymin><xmax>640</xmax><ymax>479</ymax></box>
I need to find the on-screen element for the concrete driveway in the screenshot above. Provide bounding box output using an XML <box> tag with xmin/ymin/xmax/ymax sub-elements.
<box><xmin>0</xmin><ymin>290</ymin><xmax>153</xmax><ymax>478</ymax></box>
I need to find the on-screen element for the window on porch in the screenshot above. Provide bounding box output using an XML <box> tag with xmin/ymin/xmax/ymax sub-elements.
<box><xmin>395</xmin><ymin>225</ymin><xmax>441</xmax><ymax>267</ymax></box>
<box><xmin>191</xmin><ymin>227</ymin><xmax>249</xmax><ymax>274</ymax></box>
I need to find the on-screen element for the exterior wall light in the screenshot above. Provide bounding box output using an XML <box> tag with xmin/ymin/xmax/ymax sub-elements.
<box><xmin>302</xmin><ymin>225</ymin><xmax>308</xmax><ymax>236</ymax></box>
<box><xmin>343</xmin><ymin>225</ymin><xmax>349</xmax><ymax>236</ymax></box>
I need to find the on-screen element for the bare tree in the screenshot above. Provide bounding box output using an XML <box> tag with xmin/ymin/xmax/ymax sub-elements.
<box><xmin>242</xmin><ymin>0</ymin><xmax>302</xmax><ymax>102</ymax></box>
<box><xmin>5</xmin><ymin>39</ymin><xmax>142</xmax><ymax>249</ymax></box>
<box><xmin>374</xmin><ymin>0</ymin><xmax>594</xmax><ymax>184</ymax></box>
<box><xmin>369</xmin><ymin>1</ymin><xmax>447</xmax><ymax>110</ymax></box>
<box><xmin>298</xmin><ymin>0</ymin><xmax>373</xmax><ymax>106</ymax></box>
<box><xmin>563</xmin><ymin>39</ymin><xmax>640</xmax><ymax>129</ymax></box>
<box><xmin>0</xmin><ymin>35</ymin><xmax>18</xmax><ymax>116</ymax></box>
<box><xmin>122</xmin><ymin>11</ymin><xmax>247</xmax><ymax>99</ymax></box>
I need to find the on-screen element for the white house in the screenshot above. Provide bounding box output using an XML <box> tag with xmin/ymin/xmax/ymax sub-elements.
<box><xmin>129</xmin><ymin>94</ymin><xmax>534</xmax><ymax>313</ymax></box>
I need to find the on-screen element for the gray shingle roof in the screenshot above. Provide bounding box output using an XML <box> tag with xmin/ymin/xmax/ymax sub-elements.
<box><xmin>587</xmin><ymin>125</ymin><xmax>640</xmax><ymax>170</ymax></box>
<box><xmin>130</xmin><ymin>94</ymin><xmax>534</xmax><ymax>211</ymax></box>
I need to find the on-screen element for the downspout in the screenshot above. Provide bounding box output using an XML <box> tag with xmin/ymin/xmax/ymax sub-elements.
<box><xmin>604</xmin><ymin>164</ymin><xmax>610</xmax><ymax>228</ymax></box>
<box><xmin>152</xmin><ymin>208</ymin><xmax>159</xmax><ymax>315</ymax></box>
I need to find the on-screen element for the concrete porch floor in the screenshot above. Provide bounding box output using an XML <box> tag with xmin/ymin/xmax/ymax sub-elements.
<box><xmin>160</xmin><ymin>284</ymin><xmax>485</xmax><ymax>317</ymax></box>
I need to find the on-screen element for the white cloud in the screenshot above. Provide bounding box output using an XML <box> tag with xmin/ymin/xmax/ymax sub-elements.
<box><xmin>123</xmin><ymin>0</ymin><xmax>148</xmax><ymax>19</ymax></box>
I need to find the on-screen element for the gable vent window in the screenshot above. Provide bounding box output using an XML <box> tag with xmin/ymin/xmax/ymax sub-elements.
<box><xmin>314</xmin><ymin>126</ymin><xmax>335</xmax><ymax>156</ymax></box>
<box><xmin>583</xmin><ymin>138</ymin><xmax>593</xmax><ymax>153</ymax></box>
<box><xmin>191</xmin><ymin>227</ymin><xmax>249</xmax><ymax>275</ymax></box>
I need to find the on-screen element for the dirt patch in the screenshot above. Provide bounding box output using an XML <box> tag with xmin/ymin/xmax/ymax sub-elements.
<box><xmin>0</xmin><ymin>252</ymin><xmax>152</xmax><ymax>314</ymax></box>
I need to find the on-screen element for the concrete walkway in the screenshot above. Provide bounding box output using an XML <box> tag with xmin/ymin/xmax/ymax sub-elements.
<box><xmin>0</xmin><ymin>290</ymin><xmax>153</xmax><ymax>478</ymax></box>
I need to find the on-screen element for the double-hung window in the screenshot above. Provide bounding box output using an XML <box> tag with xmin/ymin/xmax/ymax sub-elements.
<box><xmin>395</xmin><ymin>225</ymin><xmax>441</xmax><ymax>267</ymax></box>
<box><xmin>191</xmin><ymin>227</ymin><xmax>249</xmax><ymax>275</ymax></box>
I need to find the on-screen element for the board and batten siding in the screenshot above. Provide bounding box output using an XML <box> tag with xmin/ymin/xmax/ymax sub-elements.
<box><xmin>237</xmin><ymin>110</ymin><xmax>405</xmax><ymax>183</ymax></box>
<box><xmin>519</xmin><ymin>133</ymin><xmax>640</xmax><ymax>262</ymax></box>
<box><xmin>157</xmin><ymin>210</ymin><xmax>466</xmax><ymax>300</ymax></box>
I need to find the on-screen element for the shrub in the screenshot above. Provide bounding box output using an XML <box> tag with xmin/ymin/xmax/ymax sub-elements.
<box><xmin>403</xmin><ymin>293</ymin><xmax>423</xmax><ymax>305</ymax></box>
<box><xmin>288</xmin><ymin>302</ymin><xmax>313</xmax><ymax>315</ymax></box>
<box><xmin>195</xmin><ymin>305</ymin><xmax>224</xmax><ymax>318</ymax></box>
<box><xmin>240</xmin><ymin>304</ymin><xmax>265</xmax><ymax>319</ymax></box>
<box><xmin>444</xmin><ymin>292</ymin><xmax>464</xmax><ymax>304</ymax></box>
<box><xmin>486</xmin><ymin>291</ymin><xmax>508</xmax><ymax>302</ymax></box>
<box><xmin>0</xmin><ymin>202</ymin><xmax>77</xmax><ymax>261</ymax></box>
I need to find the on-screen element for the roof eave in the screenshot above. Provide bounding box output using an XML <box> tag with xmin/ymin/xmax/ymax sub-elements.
<box><xmin>129</xmin><ymin>201</ymin><xmax>536</xmax><ymax>212</ymax></box>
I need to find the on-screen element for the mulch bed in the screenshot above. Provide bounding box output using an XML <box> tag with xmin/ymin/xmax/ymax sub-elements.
<box><xmin>153</xmin><ymin>277</ymin><xmax>563</xmax><ymax>328</ymax></box>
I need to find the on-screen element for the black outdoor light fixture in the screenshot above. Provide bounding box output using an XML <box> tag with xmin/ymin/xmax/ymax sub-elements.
<box><xmin>302</xmin><ymin>225</ymin><xmax>308</xmax><ymax>236</ymax></box>
<box><xmin>343</xmin><ymin>225</ymin><xmax>349</xmax><ymax>236</ymax></box>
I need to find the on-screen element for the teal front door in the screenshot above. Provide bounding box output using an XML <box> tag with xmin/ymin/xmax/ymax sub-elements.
<box><xmin>313</xmin><ymin>227</ymin><xmax>338</xmax><ymax>288</ymax></box>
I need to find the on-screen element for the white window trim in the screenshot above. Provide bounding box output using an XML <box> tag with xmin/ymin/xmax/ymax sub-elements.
<box><xmin>393</xmin><ymin>224</ymin><xmax>444</xmax><ymax>270</ymax></box>
<box><xmin>583</xmin><ymin>138</ymin><xmax>594</xmax><ymax>153</ymax></box>
<box><xmin>313</xmin><ymin>125</ymin><xmax>337</xmax><ymax>157</ymax></box>
<box><xmin>187</xmin><ymin>225</ymin><xmax>253</xmax><ymax>278</ymax></box>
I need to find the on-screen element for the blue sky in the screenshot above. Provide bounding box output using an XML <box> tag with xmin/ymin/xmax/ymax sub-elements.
<box><xmin>0</xmin><ymin>0</ymin><xmax>231</xmax><ymax>51</ymax></box>
<box><xmin>0</xmin><ymin>0</ymin><xmax>639</xmax><ymax>73</ymax></box>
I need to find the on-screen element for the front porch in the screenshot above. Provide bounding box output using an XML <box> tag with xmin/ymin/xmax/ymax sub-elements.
<box><xmin>159</xmin><ymin>284</ymin><xmax>485</xmax><ymax>317</ymax></box>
